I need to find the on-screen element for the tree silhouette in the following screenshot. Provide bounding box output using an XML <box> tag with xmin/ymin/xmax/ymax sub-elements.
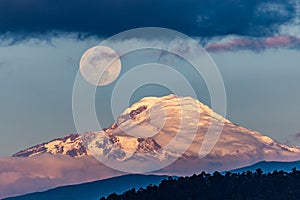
<box><xmin>101</xmin><ymin>168</ymin><xmax>300</xmax><ymax>200</ymax></box>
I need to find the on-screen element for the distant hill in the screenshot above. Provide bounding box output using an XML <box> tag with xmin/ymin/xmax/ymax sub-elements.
<box><xmin>230</xmin><ymin>160</ymin><xmax>300</xmax><ymax>173</ymax></box>
<box><xmin>4</xmin><ymin>174</ymin><xmax>168</xmax><ymax>200</ymax></box>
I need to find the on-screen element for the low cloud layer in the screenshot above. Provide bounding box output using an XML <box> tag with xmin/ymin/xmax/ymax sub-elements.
<box><xmin>0</xmin><ymin>155</ymin><xmax>124</xmax><ymax>199</ymax></box>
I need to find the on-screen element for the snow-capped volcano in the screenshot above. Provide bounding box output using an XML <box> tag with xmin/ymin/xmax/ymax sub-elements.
<box><xmin>13</xmin><ymin>94</ymin><xmax>300</xmax><ymax>172</ymax></box>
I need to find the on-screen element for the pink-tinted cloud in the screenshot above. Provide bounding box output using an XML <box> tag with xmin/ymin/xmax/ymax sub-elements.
<box><xmin>0</xmin><ymin>155</ymin><xmax>124</xmax><ymax>199</ymax></box>
<box><xmin>205</xmin><ymin>35</ymin><xmax>300</xmax><ymax>52</ymax></box>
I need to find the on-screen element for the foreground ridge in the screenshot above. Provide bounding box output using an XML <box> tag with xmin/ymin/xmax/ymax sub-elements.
<box><xmin>101</xmin><ymin>168</ymin><xmax>300</xmax><ymax>200</ymax></box>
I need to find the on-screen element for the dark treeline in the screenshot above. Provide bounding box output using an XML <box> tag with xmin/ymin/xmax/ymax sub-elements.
<box><xmin>100</xmin><ymin>168</ymin><xmax>300</xmax><ymax>200</ymax></box>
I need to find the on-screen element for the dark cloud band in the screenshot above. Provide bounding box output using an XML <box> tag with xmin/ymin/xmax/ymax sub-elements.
<box><xmin>0</xmin><ymin>0</ymin><xmax>296</xmax><ymax>39</ymax></box>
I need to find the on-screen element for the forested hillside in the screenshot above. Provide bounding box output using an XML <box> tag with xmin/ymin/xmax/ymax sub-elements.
<box><xmin>101</xmin><ymin>168</ymin><xmax>300</xmax><ymax>200</ymax></box>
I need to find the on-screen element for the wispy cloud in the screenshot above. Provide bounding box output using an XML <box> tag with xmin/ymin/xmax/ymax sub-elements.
<box><xmin>205</xmin><ymin>35</ymin><xmax>300</xmax><ymax>52</ymax></box>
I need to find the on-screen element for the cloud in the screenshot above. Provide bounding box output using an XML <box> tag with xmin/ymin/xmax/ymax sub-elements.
<box><xmin>0</xmin><ymin>0</ymin><xmax>297</xmax><ymax>43</ymax></box>
<box><xmin>0</xmin><ymin>155</ymin><xmax>124</xmax><ymax>199</ymax></box>
<box><xmin>205</xmin><ymin>35</ymin><xmax>300</xmax><ymax>52</ymax></box>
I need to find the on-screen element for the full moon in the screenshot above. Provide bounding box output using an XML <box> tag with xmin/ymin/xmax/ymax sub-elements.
<box><xmin>79</xmin><ymin>46</ymin><xmax>121</xmax><ymax>86</ymax></box>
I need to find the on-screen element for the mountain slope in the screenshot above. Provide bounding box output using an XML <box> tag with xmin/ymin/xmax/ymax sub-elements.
<box><xmin>13</xmin><ymin>134</ymin><xmax>88</xmax><ymax>157</ymax></box>
<box><xmin>13</xmin><ymin>94</ymin><xmax>300</xmax><ymax>172</ymax></box>
<box><xmin>4</xmin><ymin>174</ymin><xmax>167</xmax><ymax>200</ymax></box>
